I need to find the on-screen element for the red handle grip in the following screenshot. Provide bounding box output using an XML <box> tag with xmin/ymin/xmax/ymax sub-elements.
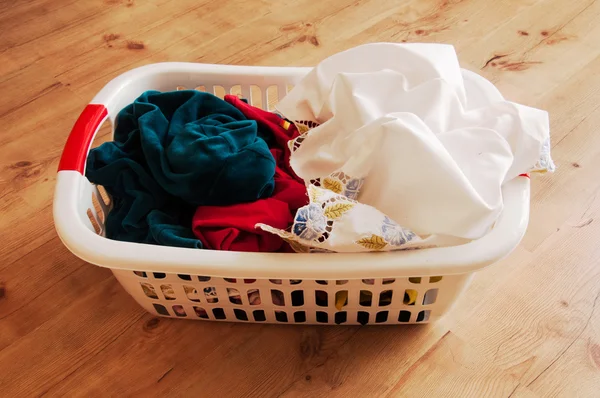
<box><xmin>58</xmin><ymin>104</ymin><xmax>108</xmax><ymax>174</ymax></box>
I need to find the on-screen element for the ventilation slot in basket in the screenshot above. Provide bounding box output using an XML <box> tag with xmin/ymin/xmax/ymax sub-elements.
<box><xmin>204</xmin><ymin>287</ymin><xmax>218</xmax><ymax>303</ymax></box>
<box><xmin>253</xmin><ymin>310</ymin><xmax>266</xmax><ymax>322</ymax></box>
<box><xmin>172</xmin><ymin>305</ymin><xmax>186</xmax><ymax>317</ymax></box>
<box><xmin>275</xmin><ymin>311</ymin><xmax>288</xmax><ymax>322</ymax></box>
<box><xmin>398</xmin><ymin>311</ymin><xmax>411</xmax><ymax>323</ymax></box>
<box><xmin>194</xmin><ymin>307</ymin><xmax>208</xmax><ymax>319</ymax></box>
<box><xmin>228</xmin><ymin>288</ymin><xmax>242</xmax><ymax>305</ymax></box>
<box><xmin>184</xmin><ymin>286</ymin><xmax>200</xmax><ymax>302</ymax></box>
<box><xmin>315</xmin><ymin>291</ymin><xmax>328</xmax><ymax>306</ymax></box>
<box><xmin>423</xmin><ymin>289</ymin><xmax>439</xmax><ymax>305</ymax></box>
<box><xmin>153</xmin><ymin>304</ymin><xmax>169</xmax><ymax>316</ymax></box>
<box><xmin>379</xmin><ymin>290</ymin><xmax>393</xmax><ymax>306</ymax></box>
<box><xmin>141</xmin><ymin>283</ymin><xmax>158</xmax><ymax>299</ymax></box>
<box><xmin>316</xmin><ymin>311</ymin><xmax>328</xmax><ymax>323</ymax></box>
<box><xmin>357</xmin><ymin>312</ymin><xmax>370</xmax><ymax>325</ymax></box>
<box><xmin>335</xmin><ymin>312</ymin><xmax>347</xmax><ymax>325</ymax></box>
<box><xmin>272</xmin><ymin>290</ymin><xmax>285</xmax><ymax>306</ymax></box>
<box><xmin>212</xmin><ymin>308</ymin><xmax>226</xmax><ymax>320</ymax></box>
<box><xmin>294</xmin><ymin>311</ymin><xmax>306</xmax><ymax>323</ymax></box>
<box><xmin>234</xmin><ymin>309</ymin><xmax>248</xmax><ymax>321</ymax></box>
<box><xmin>404</xmin><ymin>289</ymin><xmax>418</xmax><ymax>305</ymax></box>
<box><xmin>247</xmin><ymin>289</ymin><xmax>261</xmax><ymax>305</ymax></box>
<box><xmin>291</xmin><ymin>290</ymin><xmax>304</xmax><ymax>306</ymax></box>
<box><xmin>376</xmin><ymin>311</ymin><xmax>389</xmax><ymax>323</ymax></box>
<box><xmin>416</xmin><ymin>310</ymin><xmax>431</xmax><ymax>322</ymax></box>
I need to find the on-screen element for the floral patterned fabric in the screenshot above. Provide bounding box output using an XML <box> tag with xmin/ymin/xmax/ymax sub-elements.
<box><xmin>258</xmin><ymin>185</ymin><xmax>425</xmax><ymax>253</ymax></box>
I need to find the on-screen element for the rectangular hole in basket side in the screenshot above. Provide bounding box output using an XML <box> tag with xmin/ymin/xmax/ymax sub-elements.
<box><xmin>272</xmin><ymin>289</ymin><xmax>285</xmax><ymax>306</ymax></box>
<box><xmin>253</xmin><ymin>310</ymin><xmax>266</xmax><ymax>322</ymax></box>
<box><xmin>160</xmin><ymin>284</ymin><xmax>176</xmax><ymax>300</ymax></box>
<box><xmin>234</xmin><ymin>309</ymin><xmax>249</xmax><ymax>321</ymax></box>
<box><xmin>86</xmin><ymin>209</ymin><xmax>101</xmax><ymax>235</ymax></box>
<box><xmin>315</xmin><ymin>291</ymin><xmax>328</xmax><ymax>307</ymax></box>
<box><xmin>357</xmin><ymin>311</ymin><xmax>370</xmax><ymax>325</ymax></box>
<box><xmin>153</xmin><ymin>304</ymin><xmax>169</xmax><ymax>316</ymax></box>
<box><xmin>335</xmin><ymin>291</ymin><xmax>348</xmax><ymax>310</ymax></box>
<box><xmin>334</xmin><ymin>312</ymin><xmax>347</xmax><ymax>325</ymax></box>
<box><xmin>212</xmin><ymin>308</ymin><xmax>227</xmax><ymax>320</ymax></box>
<box><xmin>291</xmin><ymin>290</ymin><xmax>304</xmax><ymax>306</ymax></box>
<box><xmin>91</xmin><ymin>193</ymin><xmax>105</xmax><ymax>225</ymax></box>
<box><xmin>423</xmin><ymin>289</ymin><xmax>439</xmax><ymax>305</ymax></box>
<box><xmin>141</xmin><ymin>283</ymin><xmax>158</xmax><ymax>299</ymax></box>
<box><xmin>96</xmin><ymin>185</ymin><xmax>112</xmax><ymax>207</ymax></box>
<box><xmin>275</xmin><ymin>311</ymin><xmax>288</xmax><ymax>323</ymax></box>
<box><xmin>376</xmin><ymin>311</ymin><xmax>389</xmax><ymax>323</ymax></box>
<box><xmin>379</xmin><ymin>290</ymin><xmax>393</xmax><ymax>307</ymax></box>
<box><xmin>316</xmin><ymin>311</ymin><xmax>328</xmax><ymax>323</ymax></box>
<box><xmin>404</xmin><ymin>289</ymin><xmax>418</xmax><ymax>305</ymax></box>
<box><xmin>194</xmin><ymin>306</ymin><xmax>209</xmax><ymax>319</ymax></box>
<box><xmin>183</xmin><ymin>285</ymin><xmax>200</xmax><ymax>302</ymax></box>
<box><xmin>294</xmin><ymin>311</ymin><xmax>306</xmax><ymax>323</ymax></box>
<box><xmin>416</xmin><ymin>310</ymin><xmax>431</xmax><ymax>322</ymax></box>
<box><xmin>248</xmin><ymin>289</ymin><xmax>261</xmax><ymax>305</ymax></box>
<box><xmin>213</xmin><ymin>85</ymin><xmax>226</xmax><ymax>99</ymax></box>
<box><xmin>398</xmin><ymin>310</ymin><xmax>411</xmax><ymax>323</ymax></box>
<box><xmin>266</xmin><ymin>85</ymin><xmax>278</xmax><ymax>111</ymax></box>
<box><xmin>204</xmin><ymin>287</ymin><xmax>218</xmax><ymax>303</ymax></box>
<box><xmin>172</xmin><ymin>305</ymin><xmax>186</xmax><ymax>317</ymax></box>
<box><xmin>230</xmin><ymin>85</ymin><xmax>242</xmax><ymax>97</ymax></box>
<box><xmin>360</xmin><ymin>290</ymin><xmax>373</xmax><ymax>306</ymax></box>
<box><xmin>228</xmin><ymin>288</ymin><xmax>242</xmax><ymax>305</ymax></box>
<box><xmin>250</xmin><ymin>85</ymin><xmax>263</xmax><ymax>109</ymax></box>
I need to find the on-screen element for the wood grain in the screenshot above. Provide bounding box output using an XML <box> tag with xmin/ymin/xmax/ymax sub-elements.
<box><xmin>1</xmin><ymin>0</ymin><xmax>600</xmax><ymax>396</ymax></box>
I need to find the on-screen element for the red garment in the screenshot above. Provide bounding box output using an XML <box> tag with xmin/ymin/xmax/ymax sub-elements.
<box><xmin>192</xmin><ymin>96</ymin><xmax>308</xmax><ymax>252</ymax></box>
<box><xmin>193</xmin><ymin>196</ymin><xmax>292</xmax><ymax>252</ymax></box>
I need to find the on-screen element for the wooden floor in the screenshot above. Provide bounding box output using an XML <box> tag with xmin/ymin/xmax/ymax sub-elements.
<box><xmin>1</xmin><ymin>0</ymin><xmax>600</xmax><ymax>396</ymax></box>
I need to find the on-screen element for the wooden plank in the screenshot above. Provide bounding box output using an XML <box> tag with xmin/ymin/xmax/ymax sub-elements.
<box><xmin>0</xmin><ymin>236</ymin><xmax>112</xmax><ymax>351</ymax></box>
<box><xmin>0</xmin><ymin>275</ymin><xmax>145</xmax><ymax>396</ymax></box>
<box><xmin>386</xmin><ymin>332</ymin><xmax>520</xmax><ymax>397</ymax></box>
<box><xmin>44</xmin><ymin>320</ymin><xmax>358</xmax><ymax>396</ymax></box>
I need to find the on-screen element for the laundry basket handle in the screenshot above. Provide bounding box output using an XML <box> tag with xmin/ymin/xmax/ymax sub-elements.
<box><xmin>58</xmin><ymin>104</ymin><xmax>108</xmax><ymax>174</ymax></box>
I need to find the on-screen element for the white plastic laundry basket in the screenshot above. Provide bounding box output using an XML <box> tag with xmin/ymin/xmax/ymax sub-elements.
<box><xmin>53</xmin><ymin>62</ymin><xmax>530</xmax><ymax>325</ymax></box>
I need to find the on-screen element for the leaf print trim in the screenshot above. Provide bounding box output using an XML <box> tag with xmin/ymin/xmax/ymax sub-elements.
<box><xmin>322</xmin><ymin>177</ymin><xmax>343</xmax><ymax>194</ymax></box>
<box><xmin>356</xmin><ymin>234</ymin><xmax>388</xmax><ymax>250</ymax></box>
<box><xmin>323</xmin><ymin>203</ymin><xmax>354</xmax><ymax>220</ymax></box>
<box><xmin>309</xmin><ymin>185</ymin><xmax>323</xmax><ymax>202</ymax></box>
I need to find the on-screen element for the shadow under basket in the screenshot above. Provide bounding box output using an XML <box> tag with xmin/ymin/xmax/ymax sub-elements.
<box><xmin>53</xmin><ymin>62</ymin><xmax>531</xmax><ymax>325</ymax></box>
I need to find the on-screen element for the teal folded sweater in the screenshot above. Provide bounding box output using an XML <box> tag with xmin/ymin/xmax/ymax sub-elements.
<box><xmin>86</xmin><ymin>90</ymin><xmax>275</xmax><ymax>248</ymax></box>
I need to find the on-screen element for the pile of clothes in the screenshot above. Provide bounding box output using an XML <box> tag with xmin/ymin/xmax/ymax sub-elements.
<box><xmin>87</xmin><ymin>43</ymin><xmax>554</xmax><ymax>254</ymax></box>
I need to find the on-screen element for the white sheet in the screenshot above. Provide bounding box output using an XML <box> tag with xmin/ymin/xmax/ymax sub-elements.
<box><xmin>262</xmin><ymin>43</ymin><xmax>553</xmax><ymax>251</ymax></box>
